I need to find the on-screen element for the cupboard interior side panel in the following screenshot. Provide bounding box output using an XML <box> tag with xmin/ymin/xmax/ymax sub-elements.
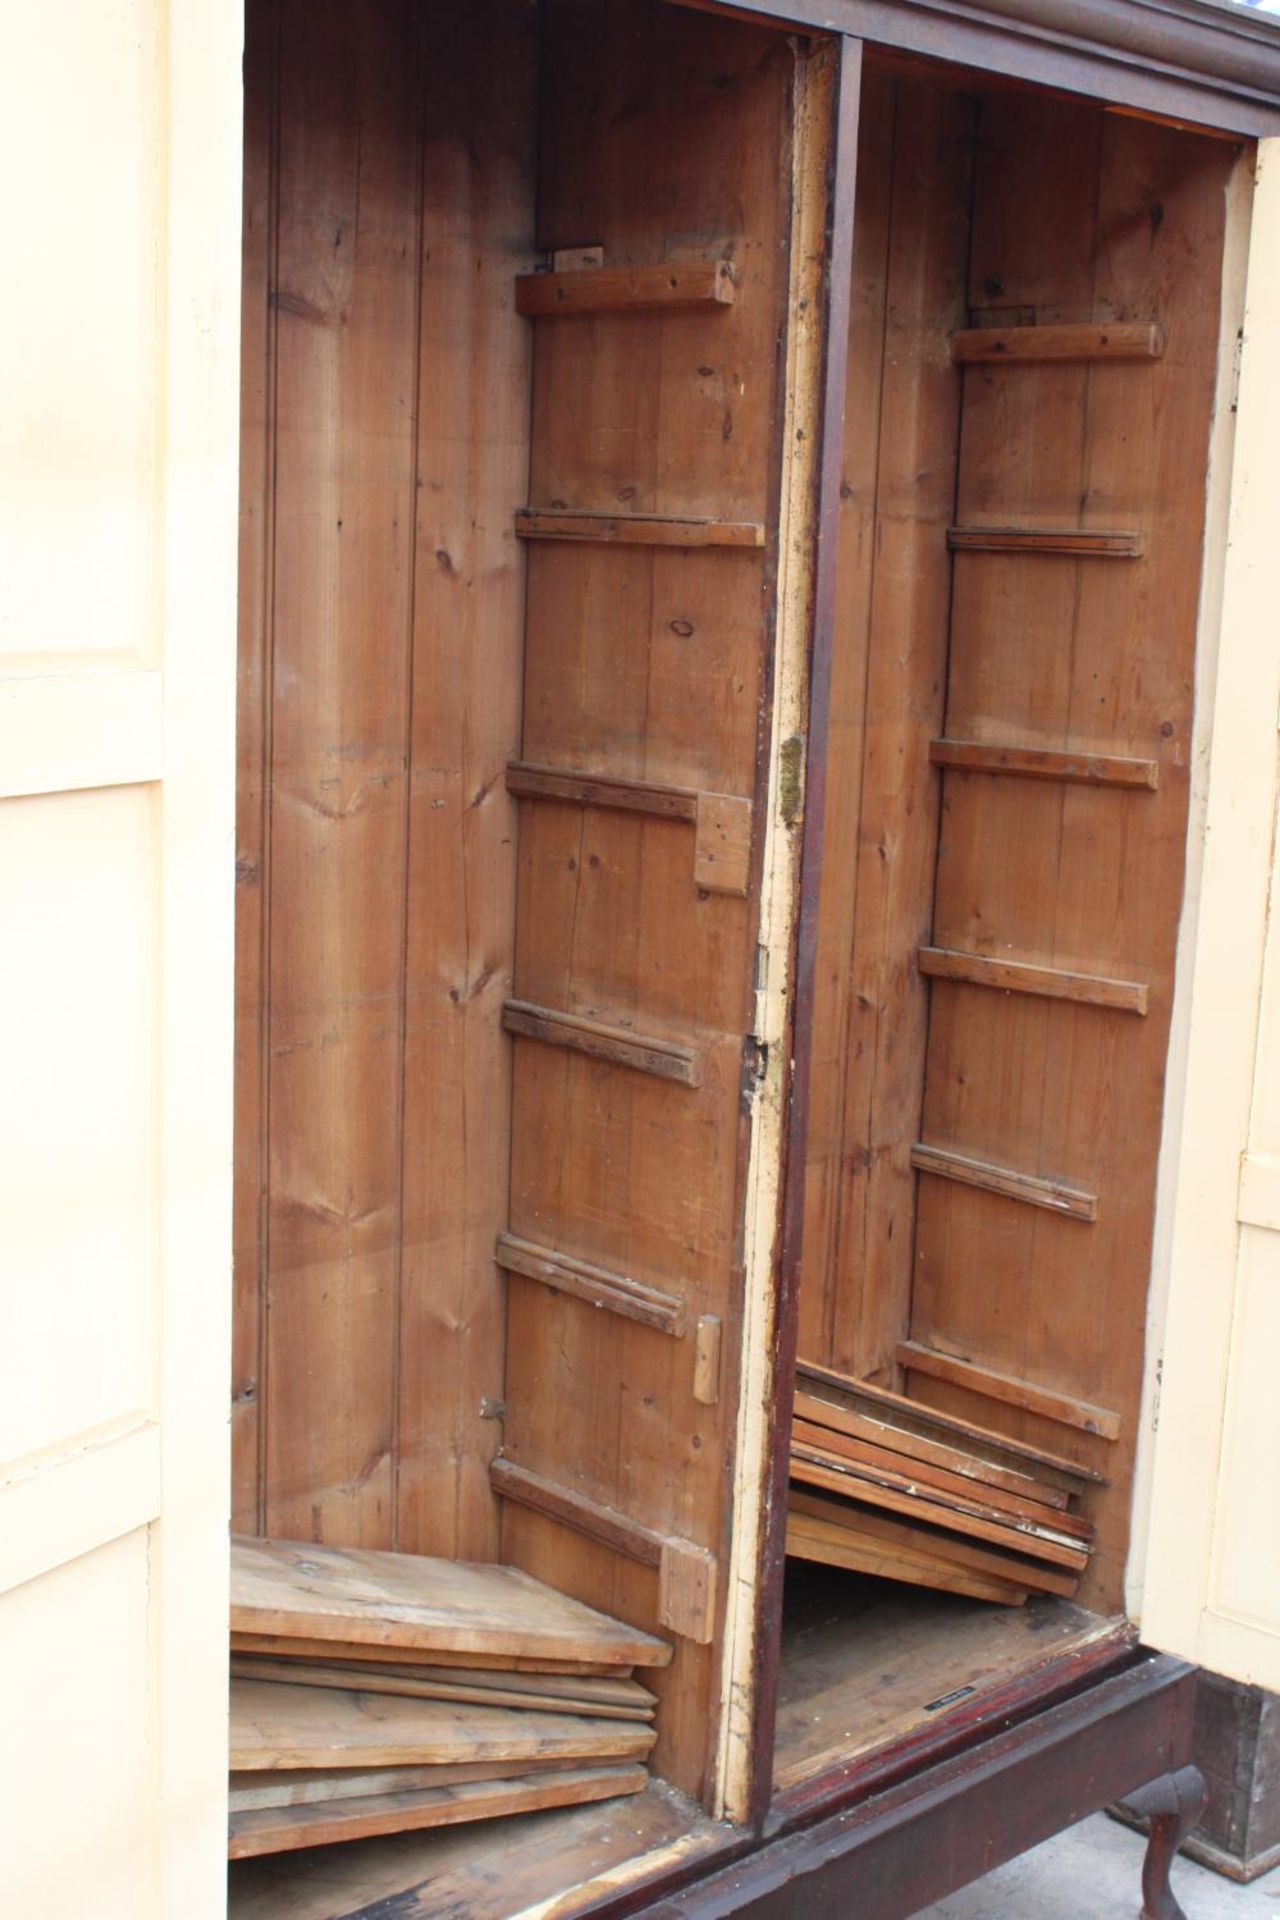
<box><xmin>796</xmin><ymin>71</ymin><xmax>972</xmax><ymax>1381</ymax></box>
<box><xmin>499</xmin><ymin>0</ymin><xmax>797</xmax><ymax>1802</ymax></box>
<box><xmin>232</xmin><ymin>0</ymin><xmax>536</xmax><ymax>1556</ymax></box>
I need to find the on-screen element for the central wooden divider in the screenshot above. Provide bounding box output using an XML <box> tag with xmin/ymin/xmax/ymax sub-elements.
<box><xmin>493</xmin><ymin>0</ymin><xmax>811</xmax><ymax>1802</ymax></box>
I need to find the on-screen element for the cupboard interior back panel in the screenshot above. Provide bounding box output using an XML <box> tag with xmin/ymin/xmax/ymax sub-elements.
<box><xmin>797</xmin><ymin>66</ymin><xmax>1236</xmax><ymax>1611</ymax></box>
<box><xmin>233</xmin><ymin>0</ymin><xmax>536</xmax><ymax>1557</ymax></box>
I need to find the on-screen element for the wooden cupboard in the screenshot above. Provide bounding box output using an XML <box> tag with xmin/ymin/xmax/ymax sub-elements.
<box><xmin>229</xmin><ymin>0</ymin><xmax>1280</xmax><ymax>1911</ymax></box>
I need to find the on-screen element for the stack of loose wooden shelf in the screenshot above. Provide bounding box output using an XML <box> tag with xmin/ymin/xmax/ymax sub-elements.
<box><xmin>228</xmin><ymin>1537</ymin><xmax>669</xmax><ymax>1860</ymax></box>
<box><xmin>787</xmin><ymin>1361</ymin><xmax>1098</xmax><ymax>1606</ymax></box>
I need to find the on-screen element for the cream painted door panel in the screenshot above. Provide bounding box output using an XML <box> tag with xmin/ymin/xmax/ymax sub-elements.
<box><xmin>1140</xmin><ymin>139</ymin><xmax>1280</xmax><ymax>1693</ymax></box>
<box><xmin>0</xmin><ymin>3</ymin><xmax>241</xmax><ymax>1913</ymax></box>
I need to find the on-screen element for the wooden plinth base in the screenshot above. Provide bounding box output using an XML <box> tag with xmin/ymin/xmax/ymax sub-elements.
<box><xmin>1111</xmin><ymin>1667</ymin><xmax>1280</xmax><ymax>1885</ymax></box>
<box><xmin>620</xmin><ymin>1654</ymin><xmax>1200</xmax><ymax>1919</ymax></box>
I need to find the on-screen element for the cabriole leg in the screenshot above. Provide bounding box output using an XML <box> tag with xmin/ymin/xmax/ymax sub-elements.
<box><xmin>1125</xmin><ymin>1764</ymin><xmax>1207</xmax><ymax>1920</ymax></box>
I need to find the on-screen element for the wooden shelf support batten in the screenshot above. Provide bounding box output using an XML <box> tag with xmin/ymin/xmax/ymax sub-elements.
<box><xmin>490</xmin><ymin>1459</ymin><xmax>717</xmax><ymax>1645</ymax></box>
<box><xmin>505</xmin><ymin>763</ymin><xmax>753</xmax><ymax>897</ymax></box>
<box><xmin>950</xmin><ymin>322</ymin><xmax>1164</xmax><ymax>364</ymax></box>
<box><xmin>516</xmin><ymin>260</ymin><xmax>736</xmax><ymax>318</ymax></box>
<box><xmin>929</xmin><ymin>738</ymin><xmax>1160</xmax><ymax>790</ymax></box>
<box><xmin>693</xmin><ymin>1316</ymin><xmax>723</xmax><ymax>1406</ymax></box>
<box><xmin>515</xmin><ymin>508</ymin><xmax>765</xmax><ymax>549</ymax></box>
<box><xmin>507</xmin><ymin>763</ymin><xmax>699</xmax><ymax>822</ymax></box>
<box><xmin>910</xmin><ymin>1143</ymin><xmax>1098</xmax><ymax>1220</ymax></box>
<box><xmin>502</xmin><ymin>1001</ymin><xmax>700</xmax><ymax>1086</ymax></box>
<box><xmin>495</xmin><ymin>1234</ymin><xmax>685</xmax><ymax>1337</ymax></box>
<box><xmin>947</xmin><ymin>526</ymin><xmax>1144</xmax><ymax>558</ymax></box>
<box><xmin>896</xmin><ymin>1342</ymin><xmax>1123</xmax><ymax>1441</ymax></box>
<box><xmin>918</xmin><ymin>947</ymin><xmax>1149</xmax><ymax>1015</ymax></box>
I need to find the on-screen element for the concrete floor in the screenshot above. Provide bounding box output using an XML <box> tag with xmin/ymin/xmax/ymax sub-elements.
<box><xmin>913</xmin><ymin>1813</ymin><xmax>1280</xmax><ymax>1917</ymax></box>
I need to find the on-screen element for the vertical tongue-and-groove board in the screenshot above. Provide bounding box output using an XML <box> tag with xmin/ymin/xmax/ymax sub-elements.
<box><xmin>233</xmin><ymin>0</ymin><xmax>537</xmax><ymax>1556</ymax></box>
<box><xmin>497</xmin><ymin>0</ymin><xmax>800</xmax><ymax>1800</ymax></box>
<box><xmin>254</xmin><ymin>0</ymin><xmax>424</xmax><ymax>1546</ymax></box>
<box><xmin>908</xmin><ymin>95</ymin><xmax>1236</xmax><ymax>1610</ymax></box>
<box><xmin>795</xmin><ymin>70</ymin><xmax>975</xmax><ymax>1386</ymax></box>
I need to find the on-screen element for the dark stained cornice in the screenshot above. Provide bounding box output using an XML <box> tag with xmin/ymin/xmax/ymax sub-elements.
<box><xmin>673</xmin><ymin>0</ymin><xmax>1280</xmax><ymax>131</ymax></box>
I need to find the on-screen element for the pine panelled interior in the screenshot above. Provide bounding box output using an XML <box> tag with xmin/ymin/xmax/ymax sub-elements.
<box><xmin>234</xmin><ymin>0</ymin><xmax>536</xmax><ymax>1559</ymax></box>
<box><xmin>234</xmin><ymin>0</ymin><xmax>805</xmax><ymax>1808</ymax></box>
<box><xmin>796</xmin><ymin>66</ymin><xmax>1234</xmax><ymax>1613</ymax></box>
<box><xmin>233</xmin><ymin>0</ymin><xmax>1243</xmax><ymax>1876</ymax></box>
<box><xmin>796</xmin><ymin>68</ymin><xmax>972</xmax><ymax>1385</ymax></box>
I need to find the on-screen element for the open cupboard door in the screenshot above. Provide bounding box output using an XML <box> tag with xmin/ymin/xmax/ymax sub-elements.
<box><xmin>1</xmin><ymin>2</ymin><xmax>241</xmax><ymax>1913</ymax></box>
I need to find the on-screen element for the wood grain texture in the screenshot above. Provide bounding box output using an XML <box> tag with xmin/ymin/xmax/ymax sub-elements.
<box><xmin>258</xmin><ymin>0</ymin><xmax>423</xmax><ymax>1547</ymax></box>
<box><xmin>784</xmin><ymin>1512</ymin><xmax>1030</xmax><ymax>1605</ymax></box>
<box><xmin>227</xmin><ymin>1778</ymin><xmax>718</xmax><ymax>1918</ymax></box>
<box><xmin>790</xmin><ymin>1445</ymin><xmax>1090</xmax><ymax>1569</ymax></box>
<box><xmin>228</xmin><ymin>1759</ymin><xmax>588</xmax><ymax>1811</ymax></box>
<box><xmin>913</xmin><ymin>96</ymin><xmax>1233</xmax><ymax>1608</ymax></box>
<box><xmin>789</xmin><ymin>1418</ymin><xmax>1082</xmax><ymax>1528</ymax></box>
<box><xmin>793</xmin><ymin>68</ymin><xmax>894</xmax><ymax>1382</ymax></box>
<box><xmin>232</xmin><ymin>0</ymin><xmax>276</xmax><ymax>1534</ymax></box>
<box><xmin>229</xmin><ymin>1634</ymin><xmax>619</xmax><ymax>1677</ymax></box>
<box><xmin>787</xmin><ymin>1490</ymin><xmax>1083</xmax><ymax>1599</ymax></box>
<box><xmin>793</xmin><ymin>1390</ymin><xmax>1070</xmax><ymax>1508</ymax></box>
<box><xmin>230</xmin><ymin>1535</ymin><xmax>671</xmax><ymax>1667</ymax></box>
<box><xmin>947</xmin><ymin>525</ymin><xmax>1144</xmax><ymax>556</ymax></box>
<box><xmin>229</xmin><ymin>1658</ymin><xmax>655</xmax><ymax>1720</ymax></box>
<box><xmin>393</xmin><ymin>0</ymin><xmax>536</xmax><ymax>1563</ymax></box>
<box><xmin>234</xmin><ymin>0</ymin><xmax>535</xmax><ymax>1556</ymax></box>
<box><xmin>229</xmin><ymin>1764</ymin><xmax>647</xmax><ymax>1857</ymax></box>
<box><xmin>693</xmin><ymin>1317</ymin><xmax>723</xmax><ymax>1406</ymax></box>
<box><xmin>950</xmin><ymin>322</ymin><xmax>1164</xmax><ymax>362</ymax></box>
<box><xmin>918</xmin><ymin>946</ymin><xmax>1148</xmax><ymax>1014</ymax></box>
<box><xmin>495</xmin><ymin>1233</ymin><xmax>686</xmax><ymax>1336</ymax></box>
<box><xmin>658</xmin><ymin>1542</ymin><xmax>719</xmax><ymax>1647</ymax></box>
<box><xmin>506</xmin><ymin>764</ymin><xmax>700</xmax><ymax>823</ymax></box>
<box><xmin>231</xmin><ymin>1658</ymin><xmax>652</xmax><ymax>1708</ymax></box>
<box><xmin>229</xmin><ymin>1678</ymin><xmax>656</xmax><ymax>1772</ymax></box>
<box><xmin>502</xmin><ymin>1000</ymin><xmax>701</xmax><ymax>1085</ymax></box>
<box><xmin>896</xmin><ymin>1343</ymin><xmax>1122</xmax><ymax>1440</ymax></box>
<box><xmin>500</xmin><ymin>0</ymin><xmax>801</xmax><ymax>1799</ymax></box>
<box><xmin>506</xmin><ymin>769</ymin><xmax>752</xmax><ymax>895</ymax></box>
<box><xmin>772</xmin><ymin>1563</ymin><xmax>1115</xmax><ymax>1794</ymax></box>
<box><xmin>491</xmin><ymin>1458</ymin><xmax>666</xmax><ymax>1571</ymax></box>
<box><xmin>516</xmin><ymin>261</ymin><xmax>735</xmax><ymax>317</ymax></box>
<box><xmin>516</xmin><ymin>508</ymin><xmax>764</xmax><ymax>548</ymax></box>
<box><xmin>910</xmin><ymin>1143</ymin><xmax>1099</xmax><ymax>1220</ymax></box>
<box><xmin>491</xmin><ymin>1457</ymin><xmax>717</xmax><ymax>1644</ymax></box>
<box><xmin>693</xmin><ymin>792</ymin><xmax>754</xmax><ymax>896</ymax></box>
<box><xmin>929</xmin><ymin>738</ymin><xmax>1159</xmax><ymax>788</ymax></box>
<box><xmin>795</xmin><ymin>1359</ymin><xmax>1104</xmax><ymax>1486</ymax></box>
<box><xmin>795</xmin><ymin>73</ymin><xmax>973</xmax><ymax>1382</ymax></box>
